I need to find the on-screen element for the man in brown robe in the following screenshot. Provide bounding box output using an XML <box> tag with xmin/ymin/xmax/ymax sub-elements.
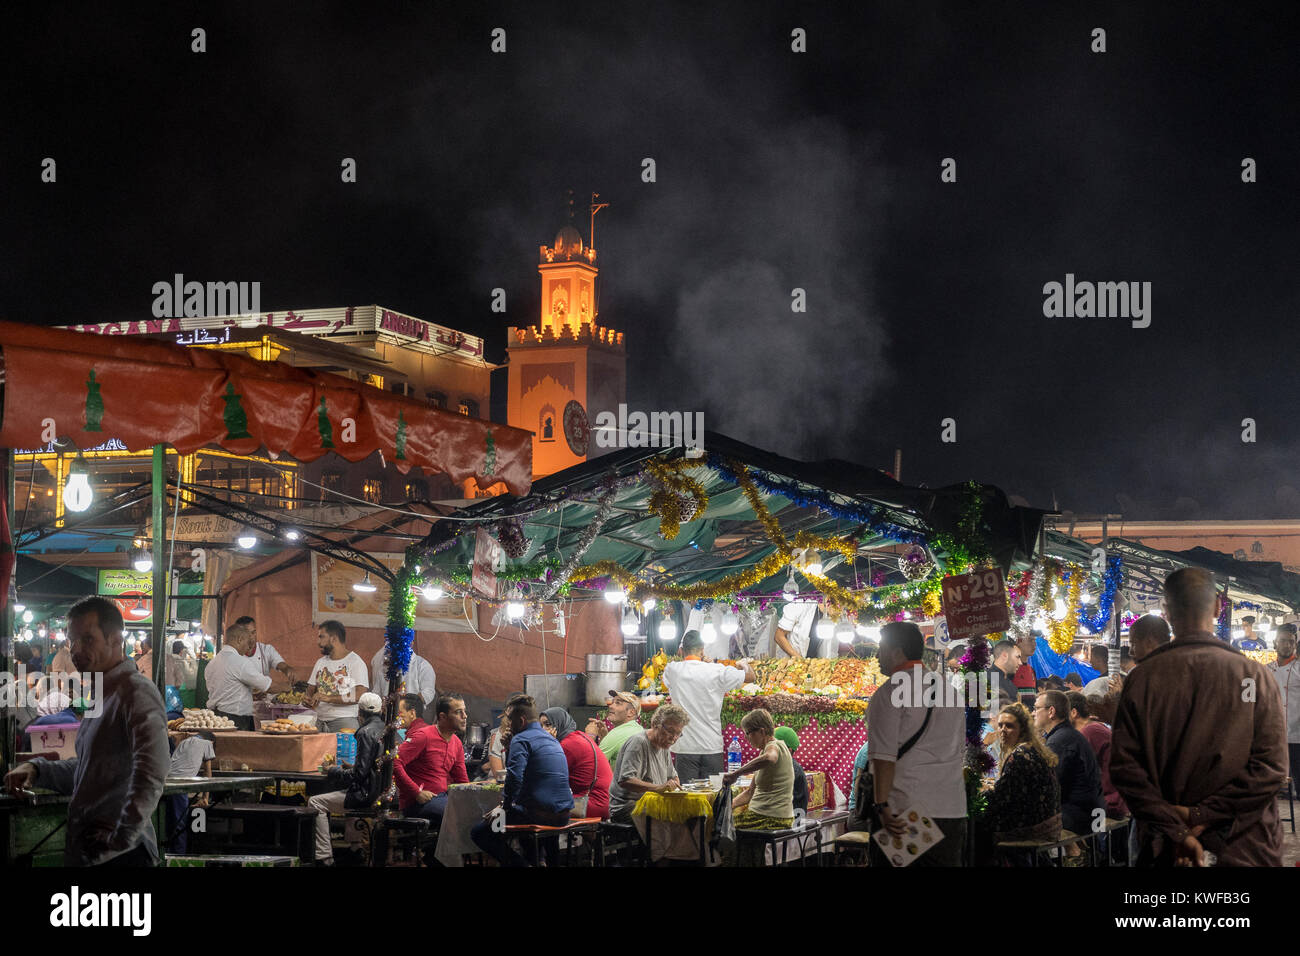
<box><xmin>1111</xmin><ymin>568</ymin><xmax>1286</xmax><ymax>866</ymax></box>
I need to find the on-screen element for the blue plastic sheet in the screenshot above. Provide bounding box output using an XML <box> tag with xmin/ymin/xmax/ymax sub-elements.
<box><xmin>1029</xmin><ymin>636</ymin><xmax>1100</xmax><ymax>684</ymax></box>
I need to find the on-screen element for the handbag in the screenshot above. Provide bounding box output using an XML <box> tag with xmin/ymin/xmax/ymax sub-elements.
<box><xmin>851</xmin><ymin>706</ymin><xmax>933</xmax><ymax>832</ymax></box>
<box><xmin>570</xmin><ymin>733</ymin><xmax>601</xmax><ymax>818</ymax></box>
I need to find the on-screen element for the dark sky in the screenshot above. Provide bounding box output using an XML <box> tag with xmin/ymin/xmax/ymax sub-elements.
<box><xmin>4</xmin><ymin>3</ymin><xmax>1297</xmax><ymax>519</ymax></box>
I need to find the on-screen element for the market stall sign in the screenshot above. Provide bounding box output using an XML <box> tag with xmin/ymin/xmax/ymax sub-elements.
<box><xmin>98</xmin><ymin>568</ymin><xmax>153</xmax><ymax>625</ymax></box>
<box><xmin>940</xmin><ymin>568</ymin><xmax>1011</xmax><ymax>642</ymax></box>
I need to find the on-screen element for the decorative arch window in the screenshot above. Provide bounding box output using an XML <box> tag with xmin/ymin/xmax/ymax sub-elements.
<box><xmin>362</xmin><ymin>478</ymin><xmax>383</xmax><ymax>503</ymax></box>
<box><xmin>550</xmin><ymin>285</ymin><xmax>569</xmax><ymax>320</ymax></box>
<box><xmin>539</xmin><ymin>404</ymin><xmax>557</xmax><ymax>442</ymax></box>
<box><xmin>1252</xmin><ymin>540</ymin><xmax>1264</xmax><ymax>554</ymax></box>
<box><xmin>459</xmin><ymin>399</ymin><xmax>478</xmax><ymax>418</ymax></box>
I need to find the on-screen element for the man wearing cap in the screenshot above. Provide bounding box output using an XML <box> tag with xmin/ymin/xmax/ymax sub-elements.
<box><xmin>599</xmin><ymin>690</ymin><xmax>646</xmax><ymax>766</ymax></box>
<box><xmin>662</xmin><ymin>630</ymin><xmax>756</xmax><ymax>782</ymax></box>
<box><xmin>306</xmin><ymin>692</ymin><xmax>386</xmax><ymax>866</ymax></box>
<box><xmin>774</xmin><ymin>726</ymin><xmax>809</xmax><ymax>813</ymax></box>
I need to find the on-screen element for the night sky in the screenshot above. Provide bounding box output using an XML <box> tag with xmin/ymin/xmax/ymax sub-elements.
<box><xmin>4</xmin><ymin>3</ymin><xmax>1297</xmax><ymax>519</ymax></box>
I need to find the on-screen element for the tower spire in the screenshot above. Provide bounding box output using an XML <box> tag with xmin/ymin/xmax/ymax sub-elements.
<box><xmin>567</xmin><ymin>188</ymin><xmax>575</xmax><ymax>220</ymax></box>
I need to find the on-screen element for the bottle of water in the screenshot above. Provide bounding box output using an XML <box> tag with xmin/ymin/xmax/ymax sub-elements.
<box><xmin>727</xmin><ymin>737</ymin><xmax>742</xmax><ymax>773</ymax></box>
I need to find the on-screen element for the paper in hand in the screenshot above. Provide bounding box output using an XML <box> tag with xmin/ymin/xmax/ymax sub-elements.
<box><xmin>872</xmin><ymin>806</ymin><xmax>944</xmax><ymax>867</ymax></box>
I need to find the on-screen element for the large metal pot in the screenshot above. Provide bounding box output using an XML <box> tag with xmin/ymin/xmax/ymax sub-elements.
<box><xmin>584</xmin><ymin>653</ymin><xmax>629</xmax><ymax>705</ymax></box>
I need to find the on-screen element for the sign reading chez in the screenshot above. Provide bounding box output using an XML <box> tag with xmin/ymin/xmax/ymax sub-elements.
<box><xmin>939</xmin><ymin>568</ymin><xmax>1012</xmax><ymax>643</ymax></box>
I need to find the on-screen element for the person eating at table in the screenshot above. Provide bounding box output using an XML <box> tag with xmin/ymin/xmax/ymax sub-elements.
<box><xmin>471</xmin><ymin>695</ymin><xmax>573</xmax><ymax>866</ymax></box>
<box><xmin>306</xmin><ymin>692</ymin><xmax>387</xmax><ymax>867</ymax></box>
<box><xmin>598</xmin><ymin>690</ymin><xmax>646</xmax><ymax>767</ymax></box>
<box><xmin>722</xmin><ymin>708</ymin><xmax>796</xmax><ymax>864</ymax></box>
<box><xmin>541</xmin><ymin>706</ymin><xmax>613</xmax><ymax>820</ymax></box>
<box><xmin>394</xmin><ymin>692</ymin><xmax>469</xmax><ymax>828</ymax></box>
<box><xmin>608</xmin><ymin>704</ymin><xmax>690</xmax><ymax>824</ymax></box>
<box><xmin>773</xmin><ymin>725</ymin><xmax>809</xmax><ymax>813</ymax></box>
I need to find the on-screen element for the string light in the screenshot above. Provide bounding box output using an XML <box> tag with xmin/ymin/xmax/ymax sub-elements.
<box><xmin>720</xmin><ymin>611</ymin><xmax>739</xmax><ymax>636</ymax></box>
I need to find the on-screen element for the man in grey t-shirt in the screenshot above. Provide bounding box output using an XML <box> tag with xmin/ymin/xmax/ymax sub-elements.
<box><xmin>609</xmin><ymin>704</ymin><xmax>690</xmax><ymax>822</ymax></box>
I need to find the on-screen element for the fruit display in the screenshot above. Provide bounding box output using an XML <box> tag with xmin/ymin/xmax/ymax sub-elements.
<box><xmin>637</xmin><ymin>650</ymin><xmax>670</xmax><ymax>692</ymax></box>
<box><xmin>749</xmin><ymin>657</ymin><xmax>883</xmax><ymax>698</ymax></box>
<box><xmin>272</xmin><ymin>690</ymin><xmax>307</xmax><ymax>705</ymax></box>
<box><xmin>175</xmin><ymin>709</ymin><xmax>236</xmax><ymax>730</ymax></box>
<box><xmin>1244</xmin><ymin>649</ymin><xmax>1277</xmax><ymax>667</ymax></box>
<box><xmin>261</xmin><ymin>718</ymin><xmax>318</xmax><ymax>734</ymax></box>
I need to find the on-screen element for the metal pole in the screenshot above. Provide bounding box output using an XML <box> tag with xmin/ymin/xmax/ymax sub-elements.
<box><xmin>152</xmin><ymin>445</ymin><xmax>167</xmax><ymax>700</ymax></box>
<box><xmin>1104</xmin><ymin>518</ymin><xmax>1120</xmax><ymax>676</ymax></box>
<box><xmin>2</xmin><ymin>450</ymin><xmax>14</xmax><ymax>771</ymax></box>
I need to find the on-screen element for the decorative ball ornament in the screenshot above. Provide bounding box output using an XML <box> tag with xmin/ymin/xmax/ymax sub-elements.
<box><xmin>900</xmin><ymin>545</ymin><xmax>934</xmax><ymax>581</ymax></box>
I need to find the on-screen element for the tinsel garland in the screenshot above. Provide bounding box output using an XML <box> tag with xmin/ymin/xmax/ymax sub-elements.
<box><xmin>901</xmin><ymin>544</ymin><xmax>935</xmax><ymax>580</ymax></box>
<box><xmin>1010</xmin><ymin>561</ymin><xmax>1047</xmax><ymax>641</ymax></box>
<box><xmin>931</xmin><ymin>482</ymin><xmax>987</xmax><ymax>574</ymax></box>
<box><xmin>1076</xmin><ymin>556</ymin><xmax>1123</xmax><ymax>633</ymax></box>
<box><xmin>1046</xmin><ymin>567</ymin><xmax>1082</xmax><ymax>654</ymax></box>
<box><xmin>645</xmin><ymin>458</ymin><xmax>710</xmax><ymax>540</ymax></box>
<box><xmin>1215</xmin><ymin>595</ymin><xmax>1230</xmax><ymax>641</ymax></box>
<box><xmin>707</xmin><ymin>455</ymin><xmax>928</xmax><ymax>544</ymax></box>
<box><xmin>542</xmin><ymin>483</ymin><xmax>619</xmax><ymax>600</ymax></box>
<box><xmin>956</xmin><ymin>634</ymin><xmax>993</xmax><ymax>817</ymax></box>
<box><xmin>384</xmin><ymin>560</ymin><xmax>419</xmax><ymax>685</ymax></box>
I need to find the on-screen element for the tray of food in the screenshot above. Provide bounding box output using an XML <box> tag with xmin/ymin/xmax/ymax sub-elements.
<box><xmin>170</xmin><ymin>709</ymin><xmax>238</xmax><ymax>731</ymax></box>
<box><xmin>260</xmin><ymin>718</ymin><xmax>320</xmax><ymax>734</ymax></box>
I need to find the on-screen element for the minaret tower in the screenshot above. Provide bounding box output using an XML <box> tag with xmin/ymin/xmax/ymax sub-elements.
<box><xmin>507</xmin><ymin>191</ymin><xmax>626</xmax><ymax>478</ymax></box>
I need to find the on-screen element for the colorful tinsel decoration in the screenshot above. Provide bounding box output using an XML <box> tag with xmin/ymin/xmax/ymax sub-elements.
<box><xmin>1046</xmin><ymin>567</ymin><xmax>1082</xmax><ymax>654</ymax></box>
<box><xmin>1076</xmin><ymin>555</ymin><xmax>1123</xmax><ymax>634</ymax></box>
<box><xmin>645</xmin><ymin>458</ymin><xmax>709</xmax><ymax>541</ymax></box>
<box><xmin>706</xmin><ymin>454</ymin><xmax>928</xmax><ymax>544</ymax></box>
<box><xmin>1215</xmin><ymin>595</ymin><xmax>1230</xmax><ymax>642</ymax></box>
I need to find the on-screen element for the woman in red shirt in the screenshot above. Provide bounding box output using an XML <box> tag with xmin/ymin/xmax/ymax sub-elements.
<box><xmin>540</xmin><ymin>707</ymin><xmax>612</xmax><ymax>819</ymax></box>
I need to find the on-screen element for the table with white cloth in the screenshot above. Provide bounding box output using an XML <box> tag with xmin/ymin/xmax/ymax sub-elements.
<box><xmin>434</xmin><ymin>783</ymin><xmax>505</xmax><ymax>866</ymax></box>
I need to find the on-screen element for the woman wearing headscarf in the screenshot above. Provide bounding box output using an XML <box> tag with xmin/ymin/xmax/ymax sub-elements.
<box><xmin>540</xmin><ymin>706</ymin><xmax>613</xmax><ymax>819</ymax></box>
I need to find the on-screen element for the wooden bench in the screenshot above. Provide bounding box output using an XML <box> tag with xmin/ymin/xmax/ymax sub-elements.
<box><xmin>599</xmin><ymin>820</ymin><xmax>647</xmax><ymax>867</ymax></box>
<box><xmin>371</xmin><ymin>816</ymin><xmax>435</xmax><ymax>867</ymax></box>
<box><xmin>504</xmin><ymin>817</ymin><xmax>604</xmax><ymax>866</ymax></box>
<box><xmin>195</xmin><ymin>803</ymin><xmax>320</xmax><ymax>864</ymax></box>
<box><xmin>734</xmin><ymin>818</ymin><xmax>825</xmax><ymax>867</ymax></box>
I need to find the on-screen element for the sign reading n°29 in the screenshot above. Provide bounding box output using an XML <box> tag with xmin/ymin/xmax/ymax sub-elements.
<box><xmin>939</xmin><ymin>568</ymin><xmax>1011</xmax><ymax>643</ymax></box>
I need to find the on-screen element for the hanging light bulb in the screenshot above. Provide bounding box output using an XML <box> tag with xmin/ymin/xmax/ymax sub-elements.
<box><xmin>1053</xmin><ymin>598</ymin><xmax>1068</xmax><ymax>620</ymax></box>
<box><xmin>658</xmin><ymin>619</ymin><xmax>678</xmax><ymax>643</ymax></box>
<box><xmin>237</xmin><ymin>530</ymin><xmax>257</xmax><ymax>549</ymax></box>
<box><xmin>63</xmin><ymin>453</ymin><xmax>93</xmax><ymax>513</ymax></box>
<box><xmin>800</xmin><ymin>548</ymin><xmax>824</xmax><ymax>577</ymax></box>
<box><xmin>621</xmin><ymin>609</ymin><xmax>639</xmax><ymax>636</ymax></box>
<box><xmin>815</xmin><ymin>617</ymin><xmax>835</xmax><ymax>642</ymax></box>
<box><xmin>782</xmin><ymin>568</ymin><xmax>799</xmax><ymax>602</ymax></box>
<box><xmin>834</xmin><ymin>618</ymin><xmax>855</xmax><ymax>643</ymax></box>
<box><xmin>422</xmin><ymin>584</ymin><xmax>444</xmax><ymax>601</ymax></box>
<box><xmin>1079</xmin><ymin>589</ymin><xmax>1091</xmax><ymax>604</ymax></box>
<box><xmin>604</xmin><ymin>584</ymin><xmax>626</xmax><ymax>604</ymax></box>
<box><xmin>701</xmin><ymin>620</ymin><xmax>718</xmax><ymax>644</ymax></box>
<box><xmin>353</xmin><ymin>572</ymin><xmax>377</xmax><ymax>593</ymax></box>
<box><xmin>13</xmin><ymin>602</ymin><xmax>25</xmax><ymax>613</ymax></box>
<box><xmin>285</xmin><ymin>529</ymin><xmax>302</xmax><ymax>541</ymax></box>
<box><xmin>642</xmin><ymin>598</ymin><xmax>657</xmax><ymax>612</ymax></box>
<box><xmin>132</xmin><ymin>548</ymin><xmax>153</xmax><ymax>573</ymax></box>
<box><xmin>506</xmin><ymin>600</ymin><xmax>526</xmax><ymax>621</ymax></box>
<box><xmin>22</xmin><ymin>610</ymin><xmax>34</xmax><ymax>624</ymax></box>
<box><xmin>720</xmin><ymin>611</ymin><xmax>739</xmax><ymax>636</ymax></box>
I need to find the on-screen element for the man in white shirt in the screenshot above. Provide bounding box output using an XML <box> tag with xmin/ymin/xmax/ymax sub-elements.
<box><xmin>1270</xmin><ymin>624</ymin><xmax>1300</xmax><ymax>778</ymax></box>
<box><xmin>205</xmin><ymin>623</ymin><xmax>271</xmax><ymax>730</ymax></box>
<box><xmin>370</xmin><ymin>645</ymin><xmax>436</xmax><ymax>705</ymax></box>
<box><xmin>661</xmin><ymin>630</ymin><xmax>755</xmax><ymax>781</ymax></box>
<box><xmin>772</xmin><ymin>601</ymin><xmax>839</xmax><ymax>659</ymax></box>
<box><xmin>867</xmin><ymin>621</ymin><xmax>967</xmax><ymax>866</ymax></box>
<box><xmin>306</xmin><ymin>620</ymin><xmax>370</xmax><ymax>733</ymax></box>
<box><xmin>235</xmin><ymin>615</ymin><xmax>296</xmax><ymax>685</ymax></box>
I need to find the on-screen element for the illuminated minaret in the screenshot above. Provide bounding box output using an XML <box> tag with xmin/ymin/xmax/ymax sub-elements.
<box><xmin>507</xmin><ymin>191</ymin><xmax>626</xmax><ymax>478</ymax></box>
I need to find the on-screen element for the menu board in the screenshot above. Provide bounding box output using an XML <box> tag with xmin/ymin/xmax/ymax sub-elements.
<box><xmin>310</xmin><ymin>553</ymin><xmax>474</xmax><ymax>632</ymax></box>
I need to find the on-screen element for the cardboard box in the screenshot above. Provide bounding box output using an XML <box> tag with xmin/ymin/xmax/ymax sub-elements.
<box><xmin>27</xmin><ymin>724</ymin><xmax>79</xmax><ymax>759</ymax></box>
<box><xmin>210</xmin><ymin>731</ymin><xmax>336</xmax><ymax>772</ymax></box>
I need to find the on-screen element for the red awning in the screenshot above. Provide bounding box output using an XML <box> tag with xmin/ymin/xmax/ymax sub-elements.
<box><xmin>0</xmin><ymin>321</ymin><xmax>532</xmax><ymax>495</ymax></box>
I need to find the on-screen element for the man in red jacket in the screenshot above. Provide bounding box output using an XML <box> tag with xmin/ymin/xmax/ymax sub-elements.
<box><xmin>394</xmin><ymin>693</ymin><xmax>469</xmax><ymax>826</ymax></box>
